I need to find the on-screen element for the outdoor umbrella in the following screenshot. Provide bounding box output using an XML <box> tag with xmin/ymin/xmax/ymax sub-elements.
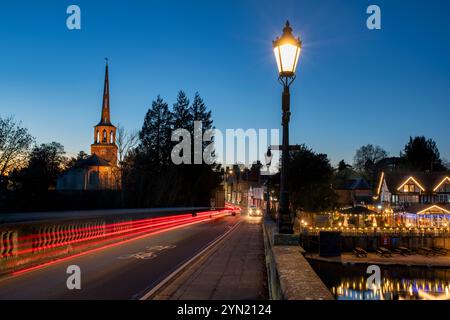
<box><xmin>343</xmin><ymin>215</ymin><xmax>348</xmax><ymax>227</ymax></box>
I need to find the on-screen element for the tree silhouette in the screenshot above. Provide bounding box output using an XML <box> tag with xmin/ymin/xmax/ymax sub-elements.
<box><xmin>190</xmin><ymin>92</ymin><xmax>212</xmax><ymax>131</ymax></box>
<box><xmin>190</xmin><ymin>92</ymin><xmax>214</xmax><ymax>164</ymax></box>
<box><xmin>402</xmin><ymin>136</ymin><xmax>445</xmax><ymax>171</ymax></box>
<box><xmin>338</xmin><ymin>159</ymin><xmax>351</xmax><ymax>172</ymax></box>
<box><xmin>116</xmin><ymin>124</ymin><xmax>138</xmax><ymax>165</ymax></box>
<box><xmin>0</xmin><ymin>116</ymin><xmax>34</xmax><ymax>189</ymax></box>
<box><xmin>353</xmin><ymin>144</ymin><xmax>388</xmax><ymax>185</ymax></box>
<box><xmin>123</xmin><ymin>92</ymin><xmax>221</xmax><ymax>208</ymax></box>
<box><xmin>288</xmin><ymin>145</ymin><xmax>338</xmax><ymax>212</ymax></box>
<box><xmin>15</xmin><ymin>142</ymin><xmax>67</xmax><ymax>193</ymax></box>
<box><xmin>172</xmin><ymin>90</ymin><xmax>192</xmax><ymax>130</ymax></box>
<box><xmin>138</xmin><ymin>95</ymin><xmax>173</xmax><ymax>165</ymax></box>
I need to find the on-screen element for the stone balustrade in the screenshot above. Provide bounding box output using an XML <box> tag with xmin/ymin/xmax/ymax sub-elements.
<box><xmin>0</xmin><ymin>207</ymin><xmax>208</xmax><ymax>275</ymax></box>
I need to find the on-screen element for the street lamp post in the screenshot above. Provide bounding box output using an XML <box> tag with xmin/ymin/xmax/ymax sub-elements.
<box><xmin>273</xmin><ymin>21</ymin><xmax>302</xmax><ymax>234</ymax></box>
<box><xmin>265</xmin><ymin>147</ymin><xmax>272</xmax><ymax>218</ymax></box>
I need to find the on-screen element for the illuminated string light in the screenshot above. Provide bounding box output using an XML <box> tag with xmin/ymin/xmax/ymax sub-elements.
<box><xmin>396</xmin><ymin>176</ymin><xmax>426</xmax><ymax>192</ymax></box>
<box><xmin>417</xmin><ymin>205</ymin><xmax>450</xmax><ymax>215</ymax></box>
<box><xmin>373</xmin><ymin>171</ymin><xmax>385</xmax><ymax>200</ymax></box>
<box><xmin>433</xmin><ymin>176</ymin><xmax>450</xmax><ymax>192</ymax></box>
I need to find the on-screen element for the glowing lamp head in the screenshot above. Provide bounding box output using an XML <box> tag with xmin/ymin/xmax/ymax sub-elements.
<box><xmin>273</xmin><ymin>21</ymin><xmax>302</xmax><ymax>78</ymax></box>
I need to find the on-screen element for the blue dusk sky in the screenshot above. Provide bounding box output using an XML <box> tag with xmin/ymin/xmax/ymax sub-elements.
<box><xmin>0</xmin><ymin>0</ymin><xmax>449</xmax><ymax>165</ymax></box>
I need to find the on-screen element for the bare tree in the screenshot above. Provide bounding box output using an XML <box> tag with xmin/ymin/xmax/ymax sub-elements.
<box><xmin>0</xmin><ymin>116</ymin><xmax>34</xmax><ymax>178</ymax></box>
<box><xmin>353</xmin><ymin>144</ymin><xmax>388</xmax><ymax>173</ymax></box>
<box><xmin>353</xmin><ymin>144</ymin><xmax>388</xmax><ymax>187</ymax></box>
<box><xmin>116</xmin><ymin>124</ymin><xmax>138</xmax><ymax>165</ymax></box>
<box><xmin>441</xmin><ymin>159</ymin><xmax>450</xmax><ymax>171</ymax></box>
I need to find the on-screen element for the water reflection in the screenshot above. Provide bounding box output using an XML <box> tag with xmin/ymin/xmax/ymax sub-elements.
<box><xmin>308</xmin><ymin>260</ymin><xmax>450</xmax><ymax>300</ymax></box>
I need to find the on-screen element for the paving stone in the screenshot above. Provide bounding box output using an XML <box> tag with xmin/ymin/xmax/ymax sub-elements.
<box><xmin>153</xmin><ymin>217</ymin><xmax>268</xmax><ymax>300</ymax></box>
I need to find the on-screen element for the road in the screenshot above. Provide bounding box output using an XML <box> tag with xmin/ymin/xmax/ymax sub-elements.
<box><xmin>0</xmin><ymin>207</ymin><xmax>209</xmax><ymax>225</ymax></box>
<box><xmin>0</xmin><ymin>215</ymin><xmax>240</xmax><ymax>299</ymax></box>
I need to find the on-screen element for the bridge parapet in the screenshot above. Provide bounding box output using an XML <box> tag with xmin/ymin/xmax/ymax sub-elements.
<box><xmin>262</xmin><ymin>218</ymin><xmax>334</xmax><ymax>300</ymax></box>
<box><xmin>0</xmin><ymin>207</ymin><xmax>213</xmax><ymax>275</ymax></box>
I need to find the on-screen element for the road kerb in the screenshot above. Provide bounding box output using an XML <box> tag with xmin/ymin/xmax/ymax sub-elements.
<box><xmin>139</xmin><ymin>218</ymin><xmax>243</xmax><ymax>300</ymax></box>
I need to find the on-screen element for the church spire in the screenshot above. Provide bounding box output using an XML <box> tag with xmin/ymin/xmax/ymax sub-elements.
<box><xmin>91</xmin><ymin>59</ymin><xmax>118</xmax><ymax>166</ymax></box>
<box><xmin>100</xmin><ymin>58</ymin><xmax>110</xmax><ymax>124</ymax></box>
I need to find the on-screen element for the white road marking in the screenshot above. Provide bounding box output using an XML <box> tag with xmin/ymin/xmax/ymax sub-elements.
<box><xmin>118</xmin><ymin>245</ymin><xmax>176</xmax><ymax>260</ymax></box>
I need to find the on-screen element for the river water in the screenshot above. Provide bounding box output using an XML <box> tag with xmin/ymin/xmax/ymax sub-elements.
<box><xmin>308</xmin><ymin>259</ymin><xmax>450</xmax><ymax>300</ymax></box>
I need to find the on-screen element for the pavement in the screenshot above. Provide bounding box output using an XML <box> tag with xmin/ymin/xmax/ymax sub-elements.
<box><xmin>306</xmin><ymin>252</ymin><xmax>450</xmax><ymax>267</ymax></box>
<box><xmin>152</xmin><ymin>215</ymin><xmax>268</xmax><ymax>300</ymax></box>
<box><xmin>0</xmin><ymin>215</ymin><xmax>239</xmax><ymax>299</ymax></box>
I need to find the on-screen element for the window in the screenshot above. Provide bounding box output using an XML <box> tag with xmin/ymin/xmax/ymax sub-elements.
<box><xmin>110</xmin><ymin>131</ymin><xmax>114</xmax><ymax>143</ymax></box>
<box><xmin>102</xmin><ymin>130</ymin><xmax>107</xmax><ymax>143</ymax></box>
<box><xmin>89</xmin><ymin>171</ymin><xmax>99</xmax><ymax>185</ymax></box>
<box><xmin>398</xmin><ymin>195</ymin><xmax>419</xmax><ymax>204</ymax></box>
<box><xmin>438</xmin><ymin>194</ymin><xmax>450</xmax><ymax>203</ymax></box>
<box><xmin>398</xmin><ymin>177</ymin><xmax>425</xmax><ymax>193</ymax></box>
<box><xmin>96</xmin><ymin>131</ymin><xmax>100</xmax><ymax>143</ymax></box>
<box><xmin>421</xmin><ymin>195</ymin><xmax>431</xmax><ymax>204</ymax></box>
<box><xmin>403</xmin><ymin>184</ymin><xmax>417</xmax><ymax>193</ymax></box>
<box><xmin>438</xmin><ymin>183</ymin><xmax>450</xmax><ymax>193</ymax></box>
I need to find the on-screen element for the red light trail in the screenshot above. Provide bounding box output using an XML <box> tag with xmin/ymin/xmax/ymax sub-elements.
<box><xmin>3</xmin><ymin>207</ymin><xmax>239</xmax><ymax>278</ymax></box>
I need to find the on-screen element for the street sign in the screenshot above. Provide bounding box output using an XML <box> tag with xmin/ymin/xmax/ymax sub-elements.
<box><xmin>270</xmin><ymin>144</ymin><xmax>301</xmax><ymax>151</ymax></box>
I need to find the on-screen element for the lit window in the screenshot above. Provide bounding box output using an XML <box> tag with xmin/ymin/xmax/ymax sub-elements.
<box><xmin>438</xmin><ymin>183</ymin><xmax>450</xmax><ymax>193</ymax></box>
<box><xmin>404</xmin><ymin>184</ymin><xmax>413</xmax><ymax>192</ymax></box>
<box><xmin>438</xmin><ymin>194</ymin><xmax>450</xmax><ymax>203</ymax></box>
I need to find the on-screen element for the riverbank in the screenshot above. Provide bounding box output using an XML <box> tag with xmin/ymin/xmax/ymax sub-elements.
<box><xmin>306</xmin><ymin>253</ymin><xmax>450</xmax><ymax>268</ymax></box>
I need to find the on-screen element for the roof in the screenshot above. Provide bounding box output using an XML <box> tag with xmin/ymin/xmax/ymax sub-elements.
<box><xmin>73</xmin><ymin>154</ymin><xmax>113</xmax><ymax>168</ymax></box>
<box><xmin>340</xmin><ymin>206</ymin><xmax>378</xmax><ymax>215</ymax></box>
<box><xmin>383</xmin><ymin>171</ymin><xmax>450</xmax><ymax>193</ymax></box>
<box><xmin>399</xmin><ymin>203</ymin><xmax>450</xmax><ymax>214</ymax></box>
<box><xmin>354</xmin><ymin>195</ymin><xmax>374</xmax><ymax>205</ymax></box>
<box><xmin>95</xmin><ymin>62</ymin><xmax>116</xmax><ymax>128</ymax></box>
<box><xmin>375</xmin><ymin>157</ymin><xmax>402</xmax><ymax>169</ymax></box>
<box><xmin>95</xmin><ymin>122</ymin><xmax>116</xmax><ymax>128</ymax></box>
<box><xmin>336</xmin><ymin>178</ymin><xmax>371</xmax><ymax>190</ymax></box>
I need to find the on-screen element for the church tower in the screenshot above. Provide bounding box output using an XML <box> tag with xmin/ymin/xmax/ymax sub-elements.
<box><xmin>91</xmin><ymin>61</ymin><xmax>118</xmax><ymax>165</ymax></box>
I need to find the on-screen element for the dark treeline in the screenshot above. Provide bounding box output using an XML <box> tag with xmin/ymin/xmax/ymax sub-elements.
<box><xmin>287</xmin><ymin>145</ymin><xmax>338</xmax><ymax>213</ymax></box>
<box><xmin>269</xmin><ymin>137</ymin><xmax>449</xmax><ymax>213</ymax></box>
<box><xmin>347</xmin><ymin>136</ymin><xmax>449</xmax><ymax>188</ymax></box>
<box><xmin>122</xmin><ymin>91</ymin><xmax>221</xmax><ymax>208</ymax></box>
<box><xmin>1</xmin><ymin>100</ymin><xmax>448</xmax><ymax>213</ymax></box>
<box><xmin>0</xmin><ymin>91</ymin><xmax>222</xmax><ymax>213</ymax></box>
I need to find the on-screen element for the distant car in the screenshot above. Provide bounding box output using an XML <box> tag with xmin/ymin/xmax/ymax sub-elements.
<box><xmin>248</xmin><ymin>205</ymin><xmax>262</xmax><ymax>217</ymax></box>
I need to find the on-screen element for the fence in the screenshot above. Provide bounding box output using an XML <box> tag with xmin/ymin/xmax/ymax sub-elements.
<box><xmin>301</xmin><ymin>230</ymin><xmax>450</xmax><ymax>253</ymax></box>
